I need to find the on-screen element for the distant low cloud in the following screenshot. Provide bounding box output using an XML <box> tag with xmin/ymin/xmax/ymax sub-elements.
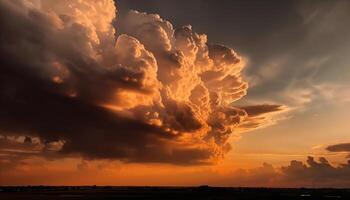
<box><xmin>280</xmin><ymin>156</ymin><xmax>350</xmax><ymax>187</ymax></box>
<box><xmin>215</xmin><ymin>156</ymin><xmax>350</xmax><ymax>187</ymax></box>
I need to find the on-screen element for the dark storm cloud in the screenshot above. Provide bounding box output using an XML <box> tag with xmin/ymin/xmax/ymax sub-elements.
<box><xmin>0</xmin><ymin>65</ymin><xmax>177</xmax><ymax>162</ymax></box>
<box><xmin>0</xmin><ymin>61</ymin><xmax>212</xmax><ymax>165</ymax></box>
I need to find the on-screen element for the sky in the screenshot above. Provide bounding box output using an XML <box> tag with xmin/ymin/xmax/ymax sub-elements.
<box><xmin>0</xmin><ymin>0</ymin><xmax>350</xmax><ymax>187</ymax></box>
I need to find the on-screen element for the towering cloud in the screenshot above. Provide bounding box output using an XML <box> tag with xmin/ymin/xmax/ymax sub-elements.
<box><xmin>0</xmin><ymin>0</ymin><xmax>283</xmax><ymax>165</ymax></box>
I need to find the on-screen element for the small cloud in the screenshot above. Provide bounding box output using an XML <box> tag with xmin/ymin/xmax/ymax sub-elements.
<box><xmin>327</xmin><ymin>143</ymin><xmax>350</xmax><ymax>152</ymax></box>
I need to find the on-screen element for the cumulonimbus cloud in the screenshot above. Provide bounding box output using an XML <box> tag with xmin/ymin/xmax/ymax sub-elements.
<box><xmin>0</xmin><ymin>0</ymin><xmax>284</xmax><ymax>165</ymax></box>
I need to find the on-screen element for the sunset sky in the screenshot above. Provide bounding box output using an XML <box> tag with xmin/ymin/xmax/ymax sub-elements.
<box><xmin>1</xmin><ymin>0</ymin><xmax>350</xmax><ymax>187</ymax></box>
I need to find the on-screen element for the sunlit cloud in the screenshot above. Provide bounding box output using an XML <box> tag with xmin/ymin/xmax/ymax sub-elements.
<box><xmin>0</xmin><ymin>0</ymin><xmax>286</xmax><ymax>166</ymax></box>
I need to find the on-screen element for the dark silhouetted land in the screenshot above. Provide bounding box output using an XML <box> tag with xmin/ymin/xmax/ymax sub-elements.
<box><xmin>1</xmin><ymin>186</ymin><xmax>349</xmax><ymax>199</ymax></box>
